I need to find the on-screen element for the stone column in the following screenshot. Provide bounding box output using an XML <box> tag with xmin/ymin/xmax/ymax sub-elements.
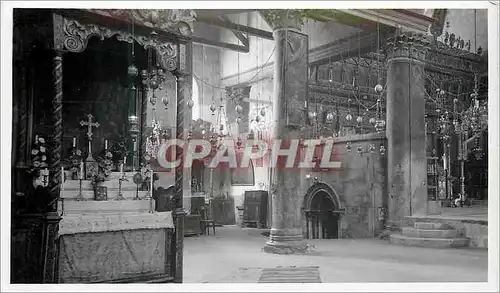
<box><xmin>261</xmin><ymin>10</ymin><xmax>309</xmax><ymax>254</ymax></box>
<box><xmin>386</xmin><ymin>31</ymin><xmax>431</xmax><ymax>227</ymax></box>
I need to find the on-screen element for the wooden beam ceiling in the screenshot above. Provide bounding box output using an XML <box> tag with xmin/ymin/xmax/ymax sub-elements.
<box><xmin>196</xmin><ymin>14</ymin><xmax>274</xmax><ymax>40</ymax></box>
<box><xmin>192</xmin><ymin>36</ymin><xmax>249</xmax><ymax>53</ymax></box>
<box><xmin>219</xmin><ymin>14</ymin><xmax>249</xmax><ymax>47</ymax></box>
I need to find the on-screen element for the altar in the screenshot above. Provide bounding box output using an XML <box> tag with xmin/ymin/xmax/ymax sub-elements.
<box><xmin>58</xmin><ymin>173</ymin><xmax>174</xmax><ymax>283</ymax></box>
<box><xmin>11</xmin><ymin>9</ymin><xmax>194</xmax><ymax>283</ymax></box>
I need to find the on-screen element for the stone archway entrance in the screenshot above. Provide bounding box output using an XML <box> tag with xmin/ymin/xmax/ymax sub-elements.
<box><xmin>303</xmin><ymin>182</ymin><xmax>341</xmax><ymax>240</ymax></box>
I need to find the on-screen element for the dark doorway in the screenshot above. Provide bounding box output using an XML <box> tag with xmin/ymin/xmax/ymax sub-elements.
<box><xmin>304</xmin><ymin>189</ymin><xmax>340</xmax><ymax>240</ymax></box>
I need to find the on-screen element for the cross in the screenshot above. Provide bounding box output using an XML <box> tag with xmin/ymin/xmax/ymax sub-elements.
<box><xmin>80</xmin><ymin>114</ymin><xmax>100</xmax><ymax>140</ymax></box>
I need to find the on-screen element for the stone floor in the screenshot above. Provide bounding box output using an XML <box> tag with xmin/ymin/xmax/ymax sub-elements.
<box><xmin>184</xmin><ymin>226</ymin><xmax>488</xmax><ymax>283</ymax></box>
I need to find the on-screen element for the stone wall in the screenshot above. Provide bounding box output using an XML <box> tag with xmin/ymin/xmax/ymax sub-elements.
<box><xmin>299</xmin><ymin>132</ymin><xmax>388</xmax><ymax>238</ymax></box>
<box><xmin>192</xmin><ymin>43</ymin><xmax>223</xmax><ymax>121</ymax></box>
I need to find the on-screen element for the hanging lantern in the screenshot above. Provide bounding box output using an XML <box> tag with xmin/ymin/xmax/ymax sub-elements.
<box><xmin>375</xmin><ymin>119</ymin><xmax>386</xmax><ymax>132</ymax></box>
<box><xmin>380</xmin><ymin>145</ymin><xmax>386</xmax><ymax>156</ymax></box>
<box><xmin>356</xmin><ymin>116</ymin><xmax>363</xmax><ymax>123</ymax></box>
<box><xmin>162</xmin><ymin>96</ymin><xmax>169</xmax><ymax>109</ymax></box>
<box><xmin>210</xmin><ymin>103</ymin><xmax>217</xmax><ymax>114</ymax></box>
<box><xmin>345</xmin><ymin>113</ymin><xmax>353</xmax><ymax>121</ymax></box>
<box><xmin>357</xmin><ymin>145</ymin><xmax>364</xmax><ymax>154</ymax></box>
<box><xmin>374</xmin><ymin>84</ymin><xmax>383</xmax><ymax>94</ymax></box>
<box><xmin>346</xmin><ymin>142</ymin><xmax>352</xmax><ymax>152</ymax></box>
<box><xmin>187</xmin><ymin>99</ymin><xmax>195</xmax><ymax>108</ymax></box>
<box><xmin>236</xmin><ymin>117</ymin><xmax>242</xmax><ymax>124</ymax></box>
<box><xmin>369</xmin><ymin>117</ymin><xmax>376</xmax><ymax>125</ymax></box>
<box><xmin>260</xmin><ymin>108</ymin><xmax>266</xmax><ymax>117</ymax></box>
<box><xmin>235</xmin><ymin>104</ymin><xmax>243</xmax><ymax>114</ymax></box>
<box><xmin>255</xmin><ymin>115</ymin><xmax>262</xmax><ymax>123</ymax></box>
<box><xmin>149</xmin><ymin>95</ymin><xmax>156</xmax><ymax>105</ymax></box>
<box><xmin>128</xmin><ymin>64</ymin><xmax>139</xmax><ymax>77</ymax></box>
<box><xmin>369</xmin><ymin>144</ymin><xmax>376</xmax><ymax>153</ymax></box>
<box><xmin>328</xmin><ymin>65</ymin><xmax>334</xmax><ymax>83</ymax></box>
<box><xmin>326</xmin><ymin>112</ymin><xmax>334</xmax><ymax>122</ymax></box>
<box><xmin>150</xmin><ymin>79</ymin><xmax>159</xmax><ymax>90</ymax></box>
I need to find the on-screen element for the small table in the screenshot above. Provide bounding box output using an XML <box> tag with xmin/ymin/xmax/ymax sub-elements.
<box><xmin>200</xmin><ymin>219</ymin><xmax>216</xmax><ymax>235</ymax></box>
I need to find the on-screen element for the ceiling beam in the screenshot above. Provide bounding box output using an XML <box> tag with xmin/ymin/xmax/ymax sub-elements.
<box><xmin>192</xmin><ymin>36</ymin><xmax>249</xmax><ymax>53</ymax></box>
<box><xmin>196</xmin><ymin>15</ymin><xmax>274</xmax><ymax>40</ymax></box>
<box><xmin>219</xmin><ymin>15</ymin><xmax>249</xmax><ymax>47</ymax></box>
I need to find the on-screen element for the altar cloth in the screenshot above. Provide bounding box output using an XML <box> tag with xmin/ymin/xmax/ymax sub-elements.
<box><xmin>59</xmin><ymin>212</ymin><xmax>174</xmax><ymax>235</ymax></box>
<box><xmin>59</xmin><ymin>228</ymin><xmax>173</xmax><ymax>283</ymax></box>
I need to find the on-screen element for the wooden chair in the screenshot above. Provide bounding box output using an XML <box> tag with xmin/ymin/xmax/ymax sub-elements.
<box><xmin>199</xmin><ymin>206</ymin><xmax>216</xmax><ymax>236</ymax></box>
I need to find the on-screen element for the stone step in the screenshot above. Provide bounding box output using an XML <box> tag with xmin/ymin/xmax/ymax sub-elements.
<box><xmin>389</xmin><ymin>234</ymin><xmax>469</xmax><ymax>248</ymax></box>
<box><xmin>414</xmin><ymin>222</ymin><xmax>446</xmax><ymax>230</ymax></box>
<box><xmin>58</xmin><ymin>199</ymin><xmax>152</xmax><ymax>216</ymax></box>
<box><xmin>402</xmin><ymin>227</ymin><xmax>458</xmax><ymax>239</ymax></box>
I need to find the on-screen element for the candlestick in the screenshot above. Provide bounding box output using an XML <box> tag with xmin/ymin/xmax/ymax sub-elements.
<box><xmin>105</xmin><ymin>140</ymin><xmax>108</xmax><ymax>150</ymax></box>
<box><xmin>88</xmin><ymin>140</ymin><xmax>92</xmax><ymax>155</ymax></box>
<box><xmin>150</xmin><ymin>170</ymin><xmax>154</xmax><ymax>197</ymax></box>
<box><xmin>79</xmin><ymin>161</ymin><xmax>84</xmax><ymax>180</ymax></box>
<box><xmin>73</xmin><ymin>137</ymin><xmax>76</xmax><ymax>148</ymax></box>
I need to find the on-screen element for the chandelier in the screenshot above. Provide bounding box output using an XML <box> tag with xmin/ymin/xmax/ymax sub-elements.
<box><xmin>453</xmin><ymin>72</ymin><xmax>488</xmax><ymax>160</ymax></box>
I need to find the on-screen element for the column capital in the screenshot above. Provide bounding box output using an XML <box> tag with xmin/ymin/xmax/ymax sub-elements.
<box><xmin>386</xmin><ymin>29</ymin><xmax>433</xmax><ymax>62</ymax></box>
<box><xmin>260</xmin><ymin>9</ymin><xmax>308</xmax><ymax>31</ymax></box>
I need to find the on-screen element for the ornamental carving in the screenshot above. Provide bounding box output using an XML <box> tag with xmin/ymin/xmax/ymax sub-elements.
<box><xmin>386</xmin><ymin>30</ymin><xmax>433</xmax><ymax>61</ymax></box>
<box><xmin>86</xmin><ymin>9</ymin><xmax>196</xmax><ymax>36</ymax></box>
<box><xmin>58</xmin><ymin>17</ymin><xmax>178</xmax><ymax>72</ymax></box>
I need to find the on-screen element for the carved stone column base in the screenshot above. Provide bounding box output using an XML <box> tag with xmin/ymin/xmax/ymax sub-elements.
<box><xmin>263</xmin><ymin>231</ymin><xmax>309</xmax><ymax>255</ymax></box>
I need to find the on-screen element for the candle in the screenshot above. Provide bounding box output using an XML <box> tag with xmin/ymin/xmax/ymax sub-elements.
<box><xmin>61</xmin><ymin>166</ymin><xmax>65</xmax><ymax>190</ymax></box>
<box><xmin>443</xmin><ymin>155</ymin><xmax>447</xmax><ymax>171</ymax></box>
<box><xmin>79</xmin><ymin>161</ymin><xmax>84</xmax><ymax>179</ymax></box>
<box><xmin>73</xmin><ymin>137</ymin><xmax>76</xmax><ymax>148</ymax></box>
<box><xmin>150</xmin><ymin>170</ymin><xmax>154</xmax><ymax>194</ymax></box>
<box><xmin>120</xmin><ymin>163</ymin><xmax>124</xmax><ymax>174</ymax></box>
<box><xmin>124</xmin><ymin>156</ymin><xmax>127</xmax><ymax>166</ymax></box>
<box><xmin>105</xmin><ymin>140</ymin><xmax>108</xmax><ymax>150</ymax></box>
<box><xmin>88</xmin><ymin>141</ymin><xmax>92</xmax><ymax>154</ymax></box>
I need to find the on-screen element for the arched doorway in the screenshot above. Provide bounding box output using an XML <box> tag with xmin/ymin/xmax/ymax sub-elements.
<box><xmin>303</xmin><ymin>182</ymin><xmax>341</xmax><ymax>240</ymax></box>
